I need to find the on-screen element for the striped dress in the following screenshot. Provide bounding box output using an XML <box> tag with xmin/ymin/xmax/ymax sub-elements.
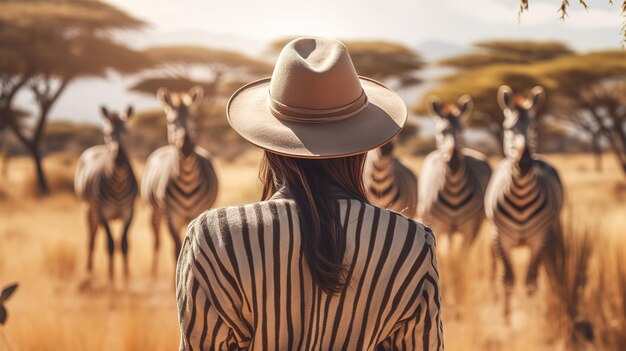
<box><xmin>176</xmin><ymin>194</ymin><xmax>443</xmax><ymax>351</ymax></box>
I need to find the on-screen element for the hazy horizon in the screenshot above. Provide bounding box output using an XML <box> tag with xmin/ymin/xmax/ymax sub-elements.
<box><xmin>13</xmin><ymin>0</ymin><xmax>626</xmax><ymax>125</ymax></box>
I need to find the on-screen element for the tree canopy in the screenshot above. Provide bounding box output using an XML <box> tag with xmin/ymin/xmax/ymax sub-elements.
<box><xmin>268</xmin><ymin>38</ymin><xmax>425</xmax><ymax>90</ymax></box>
<box><xmin>130</xmin><ymin>46</ymin><xmax>272</xmax><ymax>99</ymax></box>
<box><xmin>439</xmin><ymin>41</ymin><xmax>573</xmax><ymax>69</ymax></box>
<box><xmin>422</xmin><ymin>42</ymin><xmax>626</xmax><ymax>172</ymax></box>
<box><xmin>0</xmin><ymin>0</ymin><xmax>151</xmax><ymax>194</ymax></box>
<box><xmin>417</xmin><ymin>40</ymin><xmax>572</xmax><ymax>125</ymax></box>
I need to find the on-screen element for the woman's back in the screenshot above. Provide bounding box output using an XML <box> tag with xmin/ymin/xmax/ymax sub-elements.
<box><xmin>177</xmin><ymin>197</ymin><xmax>442</xmax><ymax>351</ymax></box>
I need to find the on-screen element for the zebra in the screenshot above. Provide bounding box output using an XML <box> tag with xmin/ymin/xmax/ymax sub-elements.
<box><xmin>141</xmin><ymin>86</ymin><xmax>218</xmax><ymax>274</ymax></box>
<box><xmin>74</xmin><ymin>106</ymin><xmax>138</xmax><ymax>280</ymax></box>
<box><xmin>363</xmin><ymin>140</ymin><xmax>418</xmax><ymax>218</ymax></box>
<box><xmin>419</xmin><ymin>95</ymin><xmax>492</xmax><ymax>247</ymax></box>
<box><xmin>485</xmin><ymin>85</ymin><xmax>564</xmax><ymax>318</ymax></box>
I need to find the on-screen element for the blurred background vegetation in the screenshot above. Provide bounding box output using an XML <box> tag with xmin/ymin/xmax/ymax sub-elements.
<box><xmin>1</xmin><ymin>0</ymin><xmax>625</xmax><ymax>195</ymax></box>
<box><xmin>1</xmin><ymin>1</ymin><xmax>626</xmax><ymax>351</ymax></box>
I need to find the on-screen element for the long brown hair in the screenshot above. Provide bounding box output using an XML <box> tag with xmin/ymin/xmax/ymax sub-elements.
<box><xmin>260</xmin><ymin>151</ymin><xmax>369</xmax><ymax>294</ymax></box>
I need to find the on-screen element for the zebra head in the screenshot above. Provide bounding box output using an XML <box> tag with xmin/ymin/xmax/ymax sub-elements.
<box><xmin>428</xmin><ymin>95</ymin><xmax>473</xmax><ymax>172</ymax></box>
<box><xmin>498</xmin><ymin>85</ymin><xmax>545</xmax><ymax>173</ymax></box>
<box><xmin>100</xmin><ymin>105</ymin><xmax>133</xmax><ymax>164</ymax></box>
<box><xmin>157</xmin><ymin>86</ymin><xmax>204</xmax><ymax>157</ymax></box>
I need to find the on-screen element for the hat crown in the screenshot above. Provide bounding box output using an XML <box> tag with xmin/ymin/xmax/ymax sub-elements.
<box><xmin>269</xmin><ymin>37</ymin><xmax>363</xmax><ymax>110</ymax></box>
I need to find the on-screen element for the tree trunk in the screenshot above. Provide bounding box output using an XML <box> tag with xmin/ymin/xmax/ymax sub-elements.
<box><xmin>31</xmin><ymin>146</ymin><xmax>48</xmax><ymax>195</ymax></box>
<box><xmin>591</xmin><ymin>136</ymin><xmax>602</xmax><ymax>172</ymax></box>
<box><xmin>605</xmin><ymin>131</ymin><xmax>626</xmax><ymax>176</ymax></box>
<box><xmin>0</xmin><ymin>152</ymin><xmax>8</xmax><ymax>179</ymax></box>
<box><xmin>27</xmin><ymin>77</ymin><xmax>70</xmax><ymax>195</ymax></box>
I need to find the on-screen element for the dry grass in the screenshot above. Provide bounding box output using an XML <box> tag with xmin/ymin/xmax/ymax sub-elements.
<box><xmin>41</xmin><ymin>240</ymin><xmax>78</xmax><ymax>280</ymax></box>
<box><xmin>0</xmin><ymin>151</ymin><xmax>624</xmax><ymax>350</ymax></box>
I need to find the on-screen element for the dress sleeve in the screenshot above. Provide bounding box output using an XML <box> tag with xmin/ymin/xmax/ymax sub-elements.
<box><xmin>377</xmin><ymin>227</ymin><xmax>444</xmax><ymax>351</ymax></box>
<box><xmin>176</xmin><ymin>234</ymin><xmax>240</xmax><ymax>351</ymax></box>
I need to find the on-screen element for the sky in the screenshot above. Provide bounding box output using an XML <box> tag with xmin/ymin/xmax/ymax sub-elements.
<box><xmin>26</xmin><ymin>0</ymin><xmax>626</xmax><ymax>124</ymax></box>
<box><xmin>106</xmin><ymin>0</ymin><xmax>624</xmax><ymax>51</ymax></box>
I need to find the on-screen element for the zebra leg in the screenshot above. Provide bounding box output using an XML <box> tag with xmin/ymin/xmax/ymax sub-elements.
<box><xmin>121</xmin><ymin>209</ymin><xmax>134</xmax><ymax>281</ymax></box>
<box><xmin>468</xmin><ymin>219</ymin><xmax>483</xmax><ymax>246</ymax></box>
<box><xmin>100</xmin><ymin>215</ymin><xmax>115</xmax><ymax>281</ymax></box>
<box><xmin>166</xmin><ymin>215</ymin><xmax>183</xmax><ymax>263</ymax></box>
<box><xmin>459</xmin><ymin>219</ymin><xmax>482</xmax><ymax>250</ymax></box>
<box><xmin>494</xmin><ymin>236</ymin><xmax>515</xmax><ymax>320</ymax></box>
<box><xmin>86</xmin><ymin>206</ymin><xmax>99</xmax><ymax>274</ymax></box>
<box><xmin>490</xmin><ymin>229</ymin><xmax>499</xmax><ymax>284</ymax></box>
<box><xmin>150</xmin><ymin>208</ymin><xmax>162</xmax><ymax>277</ymax></box>
<box><xmin>525</xmin><ymin>236</ymin><xmax>545</xmax><ymax>297</ymax></box>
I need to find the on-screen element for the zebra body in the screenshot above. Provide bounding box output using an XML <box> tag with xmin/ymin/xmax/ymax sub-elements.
<box><xmin>421</xmin><ymin>94</ymin><xmax>491</xmax><ymax>245</ymax></box>
<box><xmin>74</xmin><ymin>106</ymin><xmax>138</xmax><ymax>279</ymax></box>
<box><xmin>141</xmin><ymin>145</ymin><xmax>218</xmax><ymax>259</ymax></box>
<box><xmin>486</xmin><ymin>157</ymin><xmax>563</xmax><ymax>246</ymax></box>
<box><xmin>141</xmin><ymin>86</ymin><xmax>219</xmax><ymax>273</ymax></box>
<box><xmin>364</xmin><ymin>142</ymin><xmax>418</xmax><ymax>218</ymax></box>
<box><xmin>487</xmin><ymin>85</ymin><xmax>564</xmax><ymax>318</ymax></box>
<box><xmin>419</xmin><ymin>148</ymin><xmax>491</xmax><ymax>243</ymax></box>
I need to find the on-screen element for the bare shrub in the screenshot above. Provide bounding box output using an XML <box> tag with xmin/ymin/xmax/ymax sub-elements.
<box><xmin>543</xmin><ymin>212</ymin><xmax>595</xmax><ymax>350</ymax></box>
<box><xmin>585</xmin><ymin>225</ymin><xmax>626</xmax><ymax>350</ymax></box>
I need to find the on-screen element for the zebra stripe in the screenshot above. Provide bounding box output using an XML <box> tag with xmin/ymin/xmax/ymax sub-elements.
<box><xmin>142</xmin><ymin>87</ymin><xmax>219</xmax><ymax>273</ymax></box>
<box><xmin>486</xmin><ymin>85</ymin><xmax>563</xmax><ymax>318</ymax></box>
<box><xmin>176</xmin><ymin>198</ymin><xmax>442</xmax><ymax>350</ymax></box>
<box><xmin>364</xmin><ymin>145</ymin><xmax>418</xmax><ymax>218</ymax></box>
<box><xmin>485</xmin><ymin>157</ymin><xmax>563</xmax><ymax>242</ymax></box>
<box><xmin>418</xmin><ymin>148</ymin><xmax>491</xmax><ymax>244</ymax></box>
<box><xmin>74</xmin><ymin>108</ymin><xmax>138</xmax><ymax>279</ymax></box>
<box><xmin>141</xmin><ymin>145</ymin><xmax>218</xmax><ymax>270</ymax></box>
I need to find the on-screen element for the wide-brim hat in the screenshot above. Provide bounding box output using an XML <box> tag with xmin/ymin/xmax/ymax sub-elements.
<box><xmin>226</xmin><ymin>37</ymin><xmax>408</xmax><ymax>159</ymax></box>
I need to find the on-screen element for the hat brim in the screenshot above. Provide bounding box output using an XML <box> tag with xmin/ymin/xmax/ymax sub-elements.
<box><xmin>226</xmin><ymin>77</ymin><xmax>407</xmax><ymax>159</ymax></box>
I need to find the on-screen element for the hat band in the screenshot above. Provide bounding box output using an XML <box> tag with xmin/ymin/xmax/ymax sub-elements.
<box><xmin>268</xmin><ymin>90</ymin><xmax>369</xmax><ymax>124</ymax></box>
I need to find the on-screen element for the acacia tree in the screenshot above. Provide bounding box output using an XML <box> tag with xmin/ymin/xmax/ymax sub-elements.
<box><xmin>424</xmin><ymin>43</ymin><xmax>626</xmax><ymax>173</ymax></box>
<box><xmin>421</xmin><ymin>41</ymin><xmax>571</xmax><ymax>144</ymax></box>
<box><xmin>131</xmin><ymin>46</ymin><xmax>272</xmax><ymax>109</ymax></box>
<box><xmin>541</xmin><ymin>52</ymin><xmax>626</xmax><ymax>173</ymax></box>
<box><xmin>0</xmin><ymin>0</ymin><xmax>151</xmax><ymax>194</ymax></box>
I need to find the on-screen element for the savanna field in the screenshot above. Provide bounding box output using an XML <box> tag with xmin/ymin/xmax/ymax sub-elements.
<box><xmin>0</xmin><ymin>151</ymin><xmax>624</xmax><ymax>351</ymax></box>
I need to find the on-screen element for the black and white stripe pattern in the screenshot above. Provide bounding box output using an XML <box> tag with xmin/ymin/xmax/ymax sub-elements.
<box><xmin>420</xmin><ymin>95</ymin><xmax>491</xmax><ymax>246</ymax></box>
<box><xmin>74</xmin><ymin>106</ymin><xmax>138</xmax><ymax>279</ymax></box>
<box><xmin>419</xmin><ymin>149</ymin><xmax>492</xmax><ymax>245</ymax></box>
<box><xmin>485</xmin><ymin>86</ymin><xmax>564</xmax><ymax>317</ymax></box>
<box><xmin>141</xmin><ymin>87</ymin><xmax>218</xmax><ymax>273</ymax></box>
<box><xmin>364</xmin><ymin>142</ymin><xmax>418</xmax><ymax>218</ymax></box>
<box><xmin>176</xmin><ymin>197</ymin><xmax>442</xmax><ymax>350</ymax></box>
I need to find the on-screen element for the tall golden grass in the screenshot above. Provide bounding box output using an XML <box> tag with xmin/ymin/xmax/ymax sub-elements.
<box><xmin>0</xmin><ymin>151</ymin><xmax>624</xmax><ymax>350</ymax></box>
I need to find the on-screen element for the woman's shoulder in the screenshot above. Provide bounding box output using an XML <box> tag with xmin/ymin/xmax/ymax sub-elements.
<box><xmin>186</xmin><ymin>198</ymin><xmax>296</xmax><ymax>241</ymax></box>
<box><xmin>185</xmin><ymin>198</ymin><xmax>435</xmax><ymax>255</ymax></box>
<box><xmin>337</xmin><ymin>199</ymin><xmax>437</xmax><ymax>248</ymax></box>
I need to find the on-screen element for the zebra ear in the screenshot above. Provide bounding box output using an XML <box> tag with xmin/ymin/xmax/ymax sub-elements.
<box><xmin>427</xmin><ymin>96</ymin><xmax>443</xmax><ymax>118</ymax></box>
<box><xmin>100</xmin><ymin>106</ymin><xmax>111</xmax><ymax>121</ymax></box>
<box><xmin>125</xmin><ymin>105</ymin><xmax>134</xmax><ymax>120</ymax></box>
<box><xmin>188</xmin><ymin>85</ymin><xmax>204</xmax><ymax>110</ymax></box>
<box><xmin>157</xmin><ymin>88</ymin><xmax>174</xmax><ymax>109</ymax></box>
<box><xmin>498</xmin><ymin>85</ymin><xmax>514</xmax><ymax>111</ymax></box>
<box><xmin>529</xmin><ymin>86</ymin><xmax>545</xmax><ymax>113</ymax></box>
<box><xmin>457</xmin><ymin>95</ymin><xmax>473</xmax><ymax>121</ymax></box>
